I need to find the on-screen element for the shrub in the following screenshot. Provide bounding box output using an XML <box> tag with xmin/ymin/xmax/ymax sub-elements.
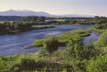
<box><xmin>86</xmin><ymin>55</ymin><xmax>107</xmax><ymax>72</ymax></box>
<box><xmin>95</xmin><ymin>31</ymin><xmax>107</xmax><ymax>47</ymax></box>
<box><xmin>44</xmin><ymin>37</ymin><xmax>59</xmax><ymax>54</ymax></box>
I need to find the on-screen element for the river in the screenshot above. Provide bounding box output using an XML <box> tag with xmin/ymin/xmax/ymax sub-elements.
<box><xmin>0</xmin><ymin>25</ymin><xmax>98</xmax><ymax>56</ymax></box>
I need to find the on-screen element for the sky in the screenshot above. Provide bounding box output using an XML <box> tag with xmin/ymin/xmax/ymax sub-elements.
<box><xmin>0</xmin><ymin>0</ymin><xmax>107</xmax><ymax>16</ymax></box>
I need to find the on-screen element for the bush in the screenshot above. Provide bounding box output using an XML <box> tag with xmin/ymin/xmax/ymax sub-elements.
<box><xmin>0</xmin><ymin>56</ymin><xmax>19</xmax><ymax>72</ymax></box>
<box><xmin>86</xmin><ymin>55</ymin><xmax>107</xmax><ymax>72</ymax></box>
<box><xmin>44</xmin><ymin>37</ymin><xmax>59</xmax><ymax>54</ymax></box>
<box><xmin>95</xmin><ymin>31</ymin><xmax>107</xmax><ymax>47</ymax></box>
<box><xmin>64</xmin><ymin>40</ymin><xmax>97</xmax><ymax>60</ymax></box>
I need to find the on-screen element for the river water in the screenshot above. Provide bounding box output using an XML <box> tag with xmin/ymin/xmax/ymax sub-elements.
<box><xmin>0</xmin><ymin>25</ymin><xmax>98</xmax><ymax>56</ymax></box>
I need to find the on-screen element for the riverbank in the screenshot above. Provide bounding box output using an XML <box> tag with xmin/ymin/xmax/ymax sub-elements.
<box><xmin>33</xmin><ymin>29</ymin><xmax>90</xmax><ymax>47</ymax></box>
<box><xmin>0</xmin><ymin>27</ymin><xmax>105</xmax><ymax>72</ymax></box>
<box><xmin>0</xmin><ymin>25</ymin><xmax>91</xmax><ymax>56</ymax></box>
<box><xmin>0</xmin><ymin>16</ymin><xmax>107</xmax><ymax>72</ymax></box>
<box><xmin>0</xmin><ymin>24</ymin><xmax>56</xmax><ymax>35</ymax></box>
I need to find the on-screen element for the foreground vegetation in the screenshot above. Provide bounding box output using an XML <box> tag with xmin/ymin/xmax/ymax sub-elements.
<box><xmin>0</xmin><ymin>29</ymin><xmax>106</xmax><ymax>72</ymax></box>
<box><xmin>0</xmin><ymin>16</ymin><xmax>107</xmax><ymax>72</ymax></box>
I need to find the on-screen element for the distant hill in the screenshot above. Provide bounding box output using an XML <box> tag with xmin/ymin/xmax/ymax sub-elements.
<box><xmin>0</xmin><ymin>10</ymin><xmax>51</xmax><ymax>16</ymax></box>
<box><xmin>0</xmin><ymin>10</ymin><xmax>93</xmax><ymax>17</ymax></box>
<box><xmin>57</xmin><ymin>14</ymin><xmax>93</xmax><ymax>17</ymax></box>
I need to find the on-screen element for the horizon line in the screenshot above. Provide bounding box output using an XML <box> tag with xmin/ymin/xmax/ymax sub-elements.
<box><xmin>0</xmin><ymin>9</ymin><xmax>106</xmax><ymax>17</ymax></box>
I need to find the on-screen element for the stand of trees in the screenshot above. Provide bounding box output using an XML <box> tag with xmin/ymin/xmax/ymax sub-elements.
<box><xmin>0</xmin><ymin>22</ymin><xmax>32</xmax><ymax>34</ymax></box>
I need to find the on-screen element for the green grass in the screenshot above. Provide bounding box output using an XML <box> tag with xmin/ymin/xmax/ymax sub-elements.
<box><xmin>33</xmin><ymin>29</ymin><xmax>90</xmax><ymax>47</ymax></box>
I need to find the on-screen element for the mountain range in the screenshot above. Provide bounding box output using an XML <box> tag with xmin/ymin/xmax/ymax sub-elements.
<box><xmin>0</xmin><ymin>10</ymin><xmax>93</xmax><ymax>17</ymax></box>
